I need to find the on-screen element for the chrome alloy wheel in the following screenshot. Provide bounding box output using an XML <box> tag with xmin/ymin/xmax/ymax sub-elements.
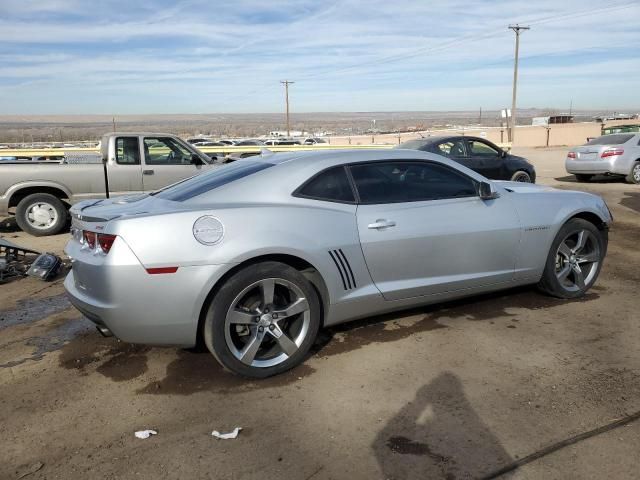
<box><xmin>26</xmin><ymin>201</ymin><xmax>59</xmax><ymax>230</ymax></box>
<box><xmin>555</xmin><ymin>229</ymin><xmax>600</xmax><ymax>292</ymax></box>
<box><xmin>224</xmin><ymin>278</ymin><xmax>311</xmax><ymax>368</ymax></box>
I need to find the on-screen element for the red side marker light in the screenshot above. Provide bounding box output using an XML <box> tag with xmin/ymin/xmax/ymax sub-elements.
<box><xmin>146</xmin><ymin>267</ymin><xmax>179</xmax><ymax>275</ymax></box>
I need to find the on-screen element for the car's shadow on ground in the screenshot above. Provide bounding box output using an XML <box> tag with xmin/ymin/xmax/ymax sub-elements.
<box><xmin>620</xmin><ymin>191</ymin><xmax>640</xmax><ymax>213</ymax></box>
<box><xmin>555</xmin><ymin>175</ymin><xmax>625</xmax><ymax>184</ymax></box>
<box><xmin>56</xmin><ymin>285</ymin><xmax>600</xmax><ymax>395</ymax></box>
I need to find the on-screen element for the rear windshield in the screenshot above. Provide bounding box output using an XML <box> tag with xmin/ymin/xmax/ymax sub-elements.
<box><xmin>587</xmin><ymin>134</ymin><xmax>634</xmax><ymax>145</ymax></box>
<box><xmin>155</xmin><ymin>161</ymin><xmax>273</xmax><ymax>201</ymax></box>
<box><xmin>395</xmin><ymin>139</ymin><xmax>429</xmax><ymax>150</ymax></box>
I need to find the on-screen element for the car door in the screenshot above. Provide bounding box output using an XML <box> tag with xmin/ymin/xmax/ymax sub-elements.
<box><xmin>352</xmin><ymin>160</ymin><xmax>521</xmax><ymax>301</ymax></box>
<box><xmin>465</xmin><ymin>139</ymin><xmax>504</xmax><ymax>179</ymax></box>
<box><xmin>107</xmin><ymin>136</ymin><xmax>144</xmax><ymax>195</ymax></box>
<box><xmin>141</xmin><ymin>136</ymin><xmax>208</xmax><ymax>191</ymax></box>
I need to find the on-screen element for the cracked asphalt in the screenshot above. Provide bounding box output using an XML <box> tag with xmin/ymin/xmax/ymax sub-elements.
<box><xmin>1</xmin><ymin>147</ymin><xmax>639</xmax><ymax>479</ymax></box>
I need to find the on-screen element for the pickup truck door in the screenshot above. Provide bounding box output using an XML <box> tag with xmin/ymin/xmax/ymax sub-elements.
<box><xmin>107</xmin><ymin>136</ymin><xmax>144</xmax><ymax>195</ymax></box>
<box><xmin>141</xmin><ymin>136</ymin><xmax>209</xmax><ymax>191</ymax></box>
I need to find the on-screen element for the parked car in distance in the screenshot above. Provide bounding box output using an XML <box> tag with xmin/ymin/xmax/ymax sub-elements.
<box><xmin>235</xmin><ymin>140</ymin><xmax>265</xmax><ymax>146</ymax></box>
<box><xmin>0</xmin><ymin>133</ymin><xmax>220</xmax><ymax>236</ymax></box>
<box><xmin>566</xmin><ymin>133</ymin><xmax>640</xmax><ymax>184</ymax></box>
<box><xmin>65</xmin><ymin>149</ymin><xmax>611</xmax><ymax>378</ymax></box>
<box><xmin>304</xmin><ymin>137</ymin><xmax>328</xmax><ymax>145</ymax></box>
<box><xmin>187</xmin><ymin>137</ymin><xmax>215</xmax><ymax>145</ymax></box>
<box><xmin>396</xmin><ymin>136</ymin><xmax>536</xmax><ymax>182</ymax></box>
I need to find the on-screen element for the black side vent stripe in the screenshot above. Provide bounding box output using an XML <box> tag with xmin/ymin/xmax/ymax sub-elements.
<box><xmin>336</xmin><ymin>249</ymin><xmax>357</xmax><ymax>288</ymax></box>
<box><xmin>328</xmin><ymin>249</ymin><xmax>357</xmax><ymax>290</ymax></box>
<box><xmin>328</xmin><ymin>250</ymin><xmax>348</xmax><ymax>290</ymax></box>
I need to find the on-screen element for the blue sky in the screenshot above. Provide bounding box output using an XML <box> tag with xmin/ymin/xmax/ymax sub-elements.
<box><xmin>1</xmin><ymin>0</ymin><xmax>639</xmax><ymax>114</ymax></box>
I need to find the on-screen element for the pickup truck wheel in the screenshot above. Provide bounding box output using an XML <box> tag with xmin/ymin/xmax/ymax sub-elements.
<box><xmin>15</xmin><ymin>193</ymin><xmax>68</xmax><ymax>236</ymax></box>
<box><xmin>626</xmin><ymin>162</ymin><xmax>640</xmax><ymax>184</ymax></box>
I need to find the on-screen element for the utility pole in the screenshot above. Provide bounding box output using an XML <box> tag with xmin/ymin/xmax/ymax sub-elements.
<box><xmin>508</xmin><ymin>24</ymin><xmax>529</xmax><ymax>143</ymax></box>
<box><xmin>112</xmin><ymin>116</ymin><xmax>116</xmax><ymax>132</ymax></box>
<box><xmin>280</xmin><ymin>80</ymin><xmax>294</xmax><ymax>137</ymax></box>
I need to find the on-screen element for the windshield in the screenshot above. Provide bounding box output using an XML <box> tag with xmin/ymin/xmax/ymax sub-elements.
<box><xmin>155</xmin><ymin>160</ymin><xmax>273</xmax><ymax>202</ymax></box>
<box><xmin>587</xmin><ymin>134</ymin><xmax>634</xmax><ymax>145</ymax></box>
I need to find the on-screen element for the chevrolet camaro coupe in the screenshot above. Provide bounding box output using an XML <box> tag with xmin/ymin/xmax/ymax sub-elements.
<box><xmin>65</xmin><ymin>149</ymin><xmax>611</xmax><ymax>377</ymax></box>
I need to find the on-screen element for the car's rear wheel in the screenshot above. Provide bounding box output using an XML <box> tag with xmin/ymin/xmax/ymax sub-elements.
<box><xmin>204</xmin><ymin>261</ymin><xmax>321</xmax><ymax>378</ymax></box>
<box><xmin>510</xmin><ymin>170</ymin><xmax>532</xmax><ymax>183</ymax></box>
<box><xmin>537</xmin><ymin>218</ymin><xmax>607</xmax><ymax>299</ymax></box>
<box><xmin>625</xmin><ymin>162</ymin><xmax>640</xmax><ymax>184</ymax></box>
<box><xmin>15</xmin><ymin>193</ymin><xmax>68</xmax><ymax>236</ymax></box>
<box><xmin>575</xmin><ymin>174</ymin><xmax>593</xmax><ymax>182</ymax></box>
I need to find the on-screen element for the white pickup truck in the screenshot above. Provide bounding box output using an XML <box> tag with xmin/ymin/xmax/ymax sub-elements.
<box><xmin>0</xmin><ymin>132</ymin><xmax>221</xmax><ymax>236</ymax></box>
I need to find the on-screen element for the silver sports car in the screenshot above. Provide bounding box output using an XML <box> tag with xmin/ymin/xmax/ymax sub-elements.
<box><xmin>65</xmin><ymin>149</ymin><xmax>612</xmax><ymax>377</ymax></box>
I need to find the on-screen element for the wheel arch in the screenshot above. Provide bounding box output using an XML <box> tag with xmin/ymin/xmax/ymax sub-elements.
<box><xmin>568</xmin><ymin>211</ymin><xmax>609</xmax><ymax>231</ymax></box>
<box><xmin>195</xmin><ymin>253</ymin><xmax>330</xmax><ymax>349</ymax></box>
<box><xmin>8</xmin><ymin>183</ymin><xmax>72</xmax><ymax>209</ymax></box>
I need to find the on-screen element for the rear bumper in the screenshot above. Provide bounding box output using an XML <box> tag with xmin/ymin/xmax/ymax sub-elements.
<box><xmin>64</xmin><ymin>238</ymin><xmax>233</xmax><ymax>346</ymax></box>
<box><xmin>565</xmin><ymin>157</ymin><xmax>629</xmax><ymax>175</ymax></box>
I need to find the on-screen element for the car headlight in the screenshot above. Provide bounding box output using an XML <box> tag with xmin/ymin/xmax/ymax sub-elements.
<box><xmin>193</xmin><ymin>216</ymin><xmax>224</xmax><ymax>245</ymax></box>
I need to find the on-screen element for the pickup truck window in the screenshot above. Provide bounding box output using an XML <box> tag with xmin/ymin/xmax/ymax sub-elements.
<box><xmin>144</xmin><ymin>137</ymin><xmax>194</xmax><ymax>165</ymax></box>
<box><xmin>116</xmin><ymin>137</ymin><xmax>141</xmax><ymax>165</ymax></box>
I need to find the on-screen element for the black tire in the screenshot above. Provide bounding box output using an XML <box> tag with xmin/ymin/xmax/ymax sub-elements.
<box><xmin>537</xmin><ymin>218</ymin><xmax>607</xmax><ymax>299</ymax></box>
<box><xmin>203</xmin><ymin>261</ymin><xmax>321</xmax><ymax>378</ymax></box>
<box><xmin>625</xmin><ymin>162</ymin><xmax>640</xmax><ymax>184</ymax></box>
<box><xmin>510</xmin><ymin>170</ymin><xmax>532</xmax><ymax>183</ymax></box>
<box><xmin>575</xmin><ymin>174</ymin><xmax>593</xmax><ymax>182</ymax></box>
<box><xmin>15</xmin><ymin>193</ymin><xmax>69</xmax><ymax>236</ymax></box>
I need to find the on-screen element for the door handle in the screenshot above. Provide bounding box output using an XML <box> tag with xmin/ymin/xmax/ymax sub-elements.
<box><xmin>368</xmin><ymin>219</ymin><xmax>396</xmax><ymax>230</ymax></box>
<box><xmin>143</xmin><ymin>169</ymin><xmax>154</xmax><ymax>175</ymax></box>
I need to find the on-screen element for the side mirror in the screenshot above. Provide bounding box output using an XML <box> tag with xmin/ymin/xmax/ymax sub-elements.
<box><xmin>500</xmin><ymin>149</ymin><xmax>507</xmax><ymax>158</ymax></box>
<box><xmin>190</xmin><ymin>154</ymin><xmax>204</xmax><ymax>166</ymax></box>
<box><xmin>478</xmin><ymin>181</ymin><xmax>500</xmax><ymax>200</ymax></box>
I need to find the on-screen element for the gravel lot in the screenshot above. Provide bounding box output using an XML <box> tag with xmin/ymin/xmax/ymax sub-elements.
<box><xmin>1</xmin><ymin>147</ymin><xmax>638</xmax><ymax>480</ymax></box>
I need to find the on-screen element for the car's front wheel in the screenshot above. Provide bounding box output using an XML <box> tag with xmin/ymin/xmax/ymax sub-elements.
<box><xmin>510</xmin><ymin>170</ymin><xmax>532</xmax><ymax>182</ymax></box>
<box><xmin>537</xmin><ymin>218</ymin><xmax>607</xmax><ymax>299</ymax></box>
<box><xmin>204</xmin><ymin>261</ymin><xmax>321</xmax><ymax>378</ymax></box>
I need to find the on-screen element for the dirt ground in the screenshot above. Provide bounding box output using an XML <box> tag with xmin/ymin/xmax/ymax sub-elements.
<box><xmin>1</xmin><ymin>147</ymin><xmax>639</xmax><ymax>480</ymax></box>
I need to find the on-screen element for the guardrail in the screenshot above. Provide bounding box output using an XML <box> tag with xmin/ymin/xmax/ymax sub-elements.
<box><xmin>0</xmin><ymin>142</ymin><xmax>512</xmax><ymax>157</ymax></box>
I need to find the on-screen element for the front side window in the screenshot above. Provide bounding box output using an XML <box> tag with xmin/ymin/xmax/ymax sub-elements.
<box><xmin>467</xmin><ymin>140</ymin><xmax>500</xmax><ymax>156</ymax></box>
<box><xmin>155</xmin><ymin>161</ymin><xmax>273</xmax><ymax>202</ymax></box>
<box><xmin>349</xmin><ymin>161</ymin><xmax>477</xmax><ymax>204</ymax></box>
<box><xmin>435</xmin><ymin>140</ymin><xmax>465</xmax><ymax>157</ymax></box>
<box><xmin>144</xmin><ymin>137</ymin><xmax>194</xmax><ymax>165</ymax></box>
<box><xmin>115</xmin><ymin>137</ymin><xmax>140</xmax><ymax>165</ymax></box>
<box><xmin>296</xmin><ymin>166</ymin><xmax>355</xmax><ymax>203</ymax></box>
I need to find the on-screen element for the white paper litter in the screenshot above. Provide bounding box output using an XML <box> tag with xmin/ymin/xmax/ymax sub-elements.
<box><xmin>134</xmin><ymin>429</ymin><xmax>158</xmax><ymax>439</ymax></box>
<box><xmin>211</xmin><ymin>427</ymin><xmax>242</xmax><ymax>439</ymax></box>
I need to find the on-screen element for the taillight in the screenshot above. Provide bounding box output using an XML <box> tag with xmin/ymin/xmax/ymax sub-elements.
<box><xmin>82</xmin><ymin>231</ymin><xmax>116</xmax><ymax>254</ymax></box>
<box><xmin>97</xmin><ymin>234</ymin><xmax>117</xmax><ymax>253</ymax></box>
<box><xmin>601</xmin><ymin>148</ymin><xmax>624</xmax><ymax>158</ymax></box>
<box><xmin>83</xmin><ymin>231</ymin><xmax>96</xmax><ymax>249</ymax></box>
<box><xmin>567</xmin><ymin>152</ymin><xmax>576</xmax><ymax>159</ymax></box>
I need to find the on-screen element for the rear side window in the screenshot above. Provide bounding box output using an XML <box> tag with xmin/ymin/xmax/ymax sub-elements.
<box><xmin>350</xmin><ymin>161</ymin><xmax>477</xmax><ymax>204</ymax></box>
<box><xmin>295</xmin><ymin>166</ymin><xmax>355</xmax><ymax>203</ymax></box>
<box><xmin>587</xmin><ymin>134</ymin><xmax>634</xmax><ymax>145</ymax></box>
<box><xmin>155</xmin><ymin>161</ymin><xmax>273</xmax><ymax>201</ymax></box>
<box><xmin>115</xmin><ymin>137</ymin><xmax>140</xmax><ymax>165</ymax></box>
